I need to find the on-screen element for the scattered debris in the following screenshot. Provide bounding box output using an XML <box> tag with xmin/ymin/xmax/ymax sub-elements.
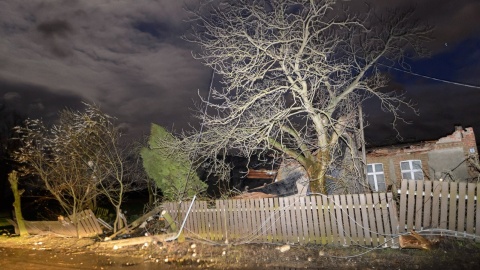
<box><xmin>277</xmin><ymin>244</ymin><xmax>291</xmax><ymax>252</ymax></box>
<box><xmin>399</xmin><ymin>230</ymin><xmax>435</xmax><ymax>250</ymax></box>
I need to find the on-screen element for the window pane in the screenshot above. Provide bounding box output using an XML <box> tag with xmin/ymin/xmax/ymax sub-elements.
<box><xmin>412</xmin><ymin>160</ymin><xmax>422</xmax><ymax>170</ymax></box>
<box><xmin>377</xmin><ymin>182</ymin><xmax>386</xmax><ymax>192</ymax></box>
<box><xmin>414</xmin><ymin>171</ymin><xmax>424</xmax><ymax>180</ymax></box>
<box><xmin>402</xmin><ymin>172</ymin><xmax>411</xmax><ymax>179</ymax></box>
<box><xmin>367</xmin><ymin>164</ymin><xmax>373</xmax><ymax>173</ymax></box>
<box><xmin>376</xmin><ymin>174</ymin><xmax>385</xmax><ymax>184</ymax></box>
<box><xmin>400</xmin><ymin>162</ymin><xmax>410</xmax><ymax>170</ymax></box>
<box><xmin>367</xmin><ymin>175</ymin><xmax>375</xmax><ymax>189</ymax></box>
<box><xmin>375</xmin><ymin>164</ymin><xmax>384</xmax><ymax>172</ymax></box>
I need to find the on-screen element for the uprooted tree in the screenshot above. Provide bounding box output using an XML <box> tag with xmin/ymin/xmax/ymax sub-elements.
<box><xmin>141</xmin><ymin>123</ymin><xmax>207</xmax><ymax>201</ymax></box>
<box><xmin>182</xmin><ymin>0</ymin><xmax>431</xmax><ymax>194</ymax></box>
<box><xmin>12</xmin><ymin>103</ymin><xmax>139</xmax><ymax>234</ymax></box>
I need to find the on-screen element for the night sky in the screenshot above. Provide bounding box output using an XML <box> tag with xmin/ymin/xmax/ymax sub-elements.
<box><xmin>1</xmin><ymin>0</ymin><xmax>479</xmax><ymax>147</ymax></box>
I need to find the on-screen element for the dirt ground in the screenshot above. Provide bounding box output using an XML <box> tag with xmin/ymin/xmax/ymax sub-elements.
<box><xmin>1</xmin><ymin>232</ymin><xmax>480</xmax><ymax>269</ymax></box>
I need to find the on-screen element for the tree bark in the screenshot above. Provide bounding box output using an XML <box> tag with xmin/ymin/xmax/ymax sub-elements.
<box><xmin>8</xmin><ymin>171</ymin><xmax>29</xmax><ymax>236</ymax></box>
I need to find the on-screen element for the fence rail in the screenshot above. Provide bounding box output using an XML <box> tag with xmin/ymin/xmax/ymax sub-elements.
<box><xmin>164</xmin><ymin>193</ymin><xmax>399</xmax><ymax>247</ymax></box>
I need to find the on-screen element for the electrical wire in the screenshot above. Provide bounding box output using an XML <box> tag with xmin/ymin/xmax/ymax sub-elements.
<box><xmin>378</xmin><ymin>63</ymin><xmax>480</xmax><ymax>89</ymax></box>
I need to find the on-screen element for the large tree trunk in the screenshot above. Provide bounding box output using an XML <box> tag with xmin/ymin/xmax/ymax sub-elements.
<box><xmin>8</xmin><ymin>171</ymin><xmax>29</xmax><ymax>236</ymax></box>
<box><xmin>305</xmin><ymin>153</ymin><xmax>329</xmax><ymax>194</ymax></box>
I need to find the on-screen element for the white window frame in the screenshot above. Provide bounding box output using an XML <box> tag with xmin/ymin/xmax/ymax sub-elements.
<box><xmin>367</xmin><ymin>163</ymin><xmax>386</xmax><ymax>192</ymax></box>
<box><xmin>400</xmin><ymin>160</ymin><xmax>424</xmax><ymax>180</ymax></box>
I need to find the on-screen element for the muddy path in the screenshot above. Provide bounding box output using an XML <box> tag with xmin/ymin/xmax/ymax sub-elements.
<box><xmin>0</xmin><ymin>247</ymin><xmax>157</xmax><ymax>270</ymax></box>
<box><xmin>1</xmin><ymin>234</ymin><xmax>480</xmax><ymax>270</ymax></box>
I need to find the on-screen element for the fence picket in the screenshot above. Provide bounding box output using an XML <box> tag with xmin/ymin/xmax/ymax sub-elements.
<box><xmin>398</xmin><ymin>180</ymin><xmax>408</xmax><ymax>233</ymax></box>
<box><xmin>333</xmin><ymin>195</ymin><xmax>345</xmax><ymax>245</ymax></box>
<box><xmin>339</xmin><ymin>195</ymin><xmax>351</xmax><ymax>246</ymax></box>
<box><xmin>466</xmin><ymin>183</ymin><xmax>476</xmax><ymax>234</ymax></box>
<box><xmin>301</xmin><ymin>196</ymin><xmax>311</xmax><ymax>244</ymax></box>
<box><xmin>449</xmin><ymin>183</ymin><xmax>458</xmax><ymax>231</ymax></box>
<box><xmin>366</xmin><ymin>193</ymin><xmax>378</xmax><ymax>246</ymax></box>
<box><xmin>346</xmin><ymin>195</ymin><xmax>358</xmax><ymax>244</ymax></box>
<box><xmin>457</xmin><ymin>183</ymin><xmax>466</xmax><ymax>233</ymax></box>
<box><xmin>387</xmin><ymin>193</ymin><xmax>399</xmax><ymax>247</ymax></box>
<box><xmin>440</xmin><ymin>181</ymin><xmax>449</xmax><ymax>229</ymax></box>
<box><xmin>414</xmin><ymin>180</ymin><xmax>423</xmax><ymax>231</ymax></box>
<box><xmin>352</xmin><ymin>194</ymin><xmax>364</xmax><ymax>246</ymax></box>
<box><xmin>373</xmin><ymin>193</ymin><xmax>385</xmax><ymax>245</ymax></box>
<box><xmin>422</xmin><ymin>181</ymin><xmax>432</xmax><ymax>228</ymax></box>
<box><xmin>476</xmin><ymin>183</ymin><xmax>480</xmax><ymax>242</ymax></box>
<box><xmin>380</xmin><ymin>193</ymin><xmax>391</xmax><ymax>245</ymax></box>
<box><xmin>359</xmin><ymin>193</ymin><xmax>372</xmax><ymax>246</ymax></box>
<box><xmin>406</xmin><ymin>180</ymin><xmax>416</xmax><ymax>231</ymax></box>
<box><xmin>431</xmin><ymin>181</ymin><xmax>441</xmax><ymax>228</ymax></box>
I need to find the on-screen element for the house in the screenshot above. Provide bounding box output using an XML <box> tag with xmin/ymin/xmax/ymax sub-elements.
<box><xmin>365</xmin><ymin>126</ymin><xmax>478</xmax><ymax>192</ymax></box>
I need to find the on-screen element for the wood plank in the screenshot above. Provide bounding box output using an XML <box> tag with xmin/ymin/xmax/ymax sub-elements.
<box><xmin>359</xmin><ymin>193</ymin><xmax>372</xmax><ymax>246</ymax></box>
<box><xmin>324</xmin><ymin>195</ymin><xmax>340</xmax><ymax>244</ymax></box>
<box><xmin>240</xmin><ymin>199</ymin><xmax>249</xmax><ymax>241</ymax></box>
<box><xmin>252</xmin><ymin>199</ymin><xmax>261</xmax><ymax>242</ymax></box>
<box><xmin>279</xmin><ymin>197</ymin><xmax>289</xmax><ymax>243</ymax></box>
<box><xmin>414</xmin><ymin>180</ymin><xmax>424</xmax><ymax>231</ymax></box>
<box><xmin>314</xmin><ymin>196</ymin><xmax>326</xmax><ymax>245</ymax></box>
<box><xmin>199</xmin><ymin>201</ymin><xmax>207</xmax><ymax>237</ymax></box>
<box><xmin>346</xmin><ymin>195</ymin><xmax>358</xmax><ymax>245</ymax></box>
<box><xmin>334</xmin><ymin>195</ymin><xmax>345</xmax><ymax>246</ymax></box>
<box><xmin>439</xmin><ymin>181</ymin><xmax>450</xmax><ymax>229</ymax></box>
<box><xmin>227</xmin><ymin>199</ymin><xmax>235</xmax><ymax>241</ymax></box>
<box><xmin>380</xmin><ymin>193</ymin><xmax>392</xmax><ymax>247</ymax></box>
<box><xmin>317</xmin><ymin>195</ymin><xmax>333</xmax><ymax>244</ymax></box>
<box><xmin>259</xmin><ymin>198</ymin><xmax>267</xmax><ymax>242</ymax></box>
<box><xmin>398</xmin><ymin>180</ymin><xmax>408</xmax><ymax>233</ymax></box>
<box><xmin>366</xmin><ymin>193</ymin><xmax>378</xmax><ymax>246</ymax></box>
<box><xmin>210</xmin><ymin>204</ymin><xmax>218</xmax><ymax>240</ymax></box>
<box><xmin>431</xmin><ymin>181</ymin><xmax>441</xmax><ymax>228</ymax></box>
<box><xmin>448</xmin><ymin>182</ymin><xmax>458</xmax><ymax>231</ymax></box>
<box><xmin>373</xmin><ymin>193</ymin><xmax>385</xmax><ymax>245</ymax></box>
<box><xmin>284</xmin><ymin>197</ymin><xmax>294</xmax><ymax>243</ymax></box>
<box><xmin>268</xmin><ymin>197</ymin><xmax>277</xmax><ymax>243</ymax></box>
<box><xmin>273</xmin><ymin>198</ymin><xmax>284</xmax><ymax>243</ymax></box>
<box><xmin>387</xmin><ymin>193</ymin><xmax>400</xmax><ymax>247</ymax></box>
<box><xmin>339</xmin><ymin>195</ymin><xmax>351</xmax><ymax>246</ymax></box>
<box><xmin>466</xmin><ymin>183</ymin><xmax>476</xmax><ymax>234</ymax></box>
<box><xmin>457</xmin><ymin>182</ymin><xmax>467</xmax><ymax>233</ymax></box>
<box><xmin>190</xmin><ymin>201</ymin><xmax>201</xmax><ymax>235</ymax></box>
<box><xmin>215</xmin><ymin>200</ymin><xmax>223</xmax><ymax>241</ymax></box>
<box><xmin>476</xmin><ymin>183</ymin><xmax>480</xmax><ymax>241</ymax></box>
<box><xmin>181</xmin><ymin>201</ymin><xmax>191</xmax><ymax>235</ymax></box>
<box><xmin>303</xmin><ymin>196</ymin><xmax>312</xmax><ymax>243</ymax></box>
<box><xmin>235</xmin><ymin>200</ymin><xmax>243</xmax><ymax>238</ymax></box>
<box><xmin>298</xmin><ymin>197</ymin><xmax>308</xmax><ymax>244</ymax></box>
<box><xmin>406</xmin><ymin>180</ymin><xmax>416</xmax><ymax>231</ymax></box>
<box><xmin>422</xmin><ymin>181</ymin><xmax>432</xmax><ymax>228</ymax></box>
<box><xmin>352</xmin><ymin>194</ymin><xmax>364</xmax><ymax>246</ymax></box>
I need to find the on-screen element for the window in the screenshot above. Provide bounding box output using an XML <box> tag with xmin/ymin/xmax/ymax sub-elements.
<box><xmin>367</xmin><ymin>163</ymin><xmax>386</xmax><ymax>192</ymax></box>
<box><xmin>400</xmin><ymin>160</ymin><xmax>424</xmax><ymax>180</ymax></box>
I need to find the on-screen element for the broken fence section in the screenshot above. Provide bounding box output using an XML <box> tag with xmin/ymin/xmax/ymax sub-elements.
<box><xmin>163</xmin><ymin>193</ymin><xmax>399</xmax><ymax>247</ymax></box>
<box><xmin>9</xmin><ymin>209</ymin><xmax>102</xmax><ymax>238</ymax></box>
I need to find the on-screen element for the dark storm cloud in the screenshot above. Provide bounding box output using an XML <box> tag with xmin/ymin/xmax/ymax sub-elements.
<box><xmin>37</xmin><ymin>19</ymin><xmax>73</xmax><ymax>38</ymax></box>
<box><xmin>0</xmin><ymin>0</ymin><xmax>478</xmax><ymax>143</ymax></box>
<box><xmin>0</xmin><ymin>0</ymin><xmax>211</xmax><ymax>138</ymax></box>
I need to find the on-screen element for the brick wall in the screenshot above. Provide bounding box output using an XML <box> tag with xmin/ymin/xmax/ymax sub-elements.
<box><xmin>366</xmin><ymin>126</ymin><xmax>478</xmax><ymax>188</ymax></box>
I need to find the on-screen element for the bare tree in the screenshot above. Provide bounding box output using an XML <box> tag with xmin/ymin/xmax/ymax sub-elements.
<box><xmin>184</xmin><ymin>0</ymin><xmax>431</xmax><ymax>194</ymax></box>
<box><xmin>12</xmin><ymin>104</ymin><xmax>138</xmax><ymax>234</ymax></box>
